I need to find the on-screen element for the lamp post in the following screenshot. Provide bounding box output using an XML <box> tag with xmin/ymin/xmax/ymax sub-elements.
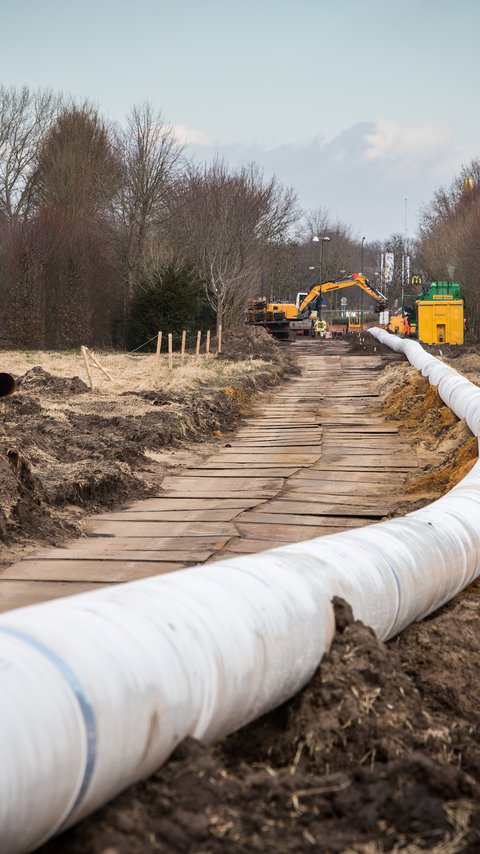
<box><xmin>361</xmin><ymin>236</ymin><xmax>366</xmax><ymax>332</ymax></box>
<box><xmin>312</xmin><ymin>235</ymin><xmax>330</xmax><ymax>318</ymax></box>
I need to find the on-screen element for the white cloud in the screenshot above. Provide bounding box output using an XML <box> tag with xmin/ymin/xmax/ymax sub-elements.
<box><xmin>364</xmin><ymin>119</ymin><xmax>454</xmax><ymax>163</ymax></box>
<box><xmin>171</xmin><ymin>123</ymin><xmax>211</xmax><ymax>146</ymax></box>
<box><xmin>181</xmin><ymin>120</ymin><xmax>478</xmax><ymax>238</ymax></box>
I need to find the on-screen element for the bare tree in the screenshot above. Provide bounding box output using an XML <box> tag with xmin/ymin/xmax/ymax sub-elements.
<box><xmin>0</xmin><ymin>85</ymin><xmax>60</xmax><ymax>222</ymax></box>
<box><xmin>299</xmin><ymin>208</ymin><xmax>360</xmax><ymax>284</ymax></box>
<box><xmin>36</xmin><ymin>104</ymin><xmax>121</xmax><ymax>218</ymax></box>
<box><xmin>33</xmin><ymin>106</ymin><xmax>121</xmax><ymax>346</ymax></box>
<box><xmin>114</xmin><ymin>103</ymin><xmax>184</xmax><ymax>307</ymax></box>
<box><xmin>168</xmin><ymin>159</ymin><xmax>298</xmax><ymax>331</ymax></box>
<box><xmin>418</xmin><ymin>160</ymin><xmax>480</xmax><ymax>336</ymax></box>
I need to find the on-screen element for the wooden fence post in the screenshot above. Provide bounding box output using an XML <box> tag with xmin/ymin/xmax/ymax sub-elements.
<box><xmin>195</xmin><ymin>330</ymin><xmax>201</xmax><ymax>361</ymax></box>
<box><xmin>217</xmin><ymin>324</ymin><xmax>222</xmax><ymax>354</ymax></box>
<box><xmin>85</xmin><ymin>348</ymin><xmax>113</xmax><ymax>381</ymax></box>
<box><xmin>180</xmin><ymin>330</ymin><xmax>186</xmax><ymax>366</ymax></box>
<box><xmin>205</xmin><ymin>329</ymin><xmax>211</xmax><ymax>358</ymax></box>
<box><xmin>81</xmin><ymin>346</ymin><xmax>93</xmax><ymax>390</ymax></box>
<box><xmin>168</xmin><ymin>333</ymin><xmax>173</xmax><ymax>370</ymax></box>
<box><xmin>155</xmin><ymin>331</ymin><xmax>162</xmax><ymax>368</ymax></box>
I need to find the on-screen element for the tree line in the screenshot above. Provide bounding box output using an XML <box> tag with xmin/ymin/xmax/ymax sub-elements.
<box><xmin>3</xmin><ymin>85</ymin><xmax>475</xmax><ymax>349</ymax></box>
<box><xmin>417</xmin><ymin>160</ymin><xmax>480</xmax><ymax>337</ymax></box>
<box><xmin>0</xmin><ymin>87</ymin><xmax>301</xmax><ymax>349</ymax></box>
<box><xmin>0</xmin><ymin>86</ymin><xmax>401</xmax><ymax>351</ymax></box>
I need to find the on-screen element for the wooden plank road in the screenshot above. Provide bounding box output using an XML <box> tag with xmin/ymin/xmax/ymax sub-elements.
<box><xmin>0</xmin><ymin>340</ymin><xmax>416</xmax><ymax>612</ymax></box>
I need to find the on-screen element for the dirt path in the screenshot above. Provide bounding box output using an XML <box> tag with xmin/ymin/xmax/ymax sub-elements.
<box><xmin>0</xmin><ymin>340</ymin><xmax>418</xmax><ymax>611</ymax></box>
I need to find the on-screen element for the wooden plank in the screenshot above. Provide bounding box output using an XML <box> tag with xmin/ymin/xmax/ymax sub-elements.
<box><xmin>235</xmin><ymin>522</ymin><xmax>366</xmax><ymax>542</ymax></box>
<box><xmin>34</xmin><ymin>535</ymin><xmax>230</xmax><ymax>552</ymax></box>
<box><xmin>320</xmin><ymin>445</ymin><xmax>409</xmax><ymax>455</ymax></box>
<box><xmin>217</xmin><ymin>445</ymin><xmax>322</xmax><ymax>454</ymax></box>
<box><xmin>0</xmin><ymin>580</ymin><xmax>106</xmax><ymax>612</ymax></box>
<box><xmin>123</xmin><ymin>497</ymin><xmax>262</xmax><ymax>511</ymax></box>
<box><xmin>171</xmin><ymin>467</ymin><xmax>300</xmax><ymax>478</ymax></box>
<box><xmin>238</xmin><ymin>512</ymin><xmax>368</xmax><ymax>528</ymax></box>
<box><xmin>322</xmin><ymin>426</ymin><xmax>400</xmax><ymax>434</ymax></box>
<box><xmin>160</xmin><ymin>490</ymin><xmax>279</xmax><ymax>499</ymax></box>
<box><xmin>161</xmin><ymin>476</ymin><xmax>284</xmax><ymax>491</ymax></box>
<box><xmin>312</xmin><ymin>457</ymin><xmax>418</xmax><ymax>470</ymax></box>
<box><xmin>213</xmin><ymin>447</ymin><xmax>322</xmax><ymax>455</ymax></box>
<box><xmin>288</xmin><ymin>475</ymin><xmax>398</xmax><ymax>493</ymax></box>
<box><xmin>239</xmin><ymin>510</ymin><xmax>387</xmax><ymax>524</ymax></box>
<box><xmin>280</xmin><ymin>481</ymin><xmax>397</xmax><ymax>496</ymax></box>
<box><xmin>288</xmin><ymin>469</ymin><xmax>403</xmax><ymax>484</ymax></box>
<box><xmin>84</xmin><ymin>520</ymin><xmax>237</xmax><ymax>537</ymax></box>
<box><xmin>210</xmin><ymin>454</ymin><xmax>320</xmax><ymax>465</ymax></box>
<box><xmin>90</xmin><ymin>509</ymin><xmax>243</xmax><ymax>523</ymax></box>
<box><xmin>0</xmin><ymin>560</ymin><xmax>187</xmax><ymax>582</ymax></box>
<box><xmin>222</xmin><ymin>539</ymin><xmax>279</xmax><ymax>554</ymax></box>
<box><xmin>25</xmin><ymin>549</ymin><xmax>214</xmax><ymax>562</ymax></box>
<box><xmin>267</xmin><ymin>492</ymin><xmax>395</xmax><ymax>507</ymax></box>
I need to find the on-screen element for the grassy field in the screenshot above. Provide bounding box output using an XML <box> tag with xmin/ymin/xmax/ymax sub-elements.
<box><xmin>1</xmin><ymin>348</ymin><xmax>270</xmax><ymax>395</ymax></box>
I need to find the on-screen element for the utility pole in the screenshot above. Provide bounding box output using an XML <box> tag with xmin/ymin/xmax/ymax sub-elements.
<box><xmin>402</xmin><ymin>197</ymin><xmax>408</xmax><ymax>301</ymax></box>
<box><xmin>361</xmin><ymin>236</ymin><xmax>366</xmax><ymax>331</ymax></box>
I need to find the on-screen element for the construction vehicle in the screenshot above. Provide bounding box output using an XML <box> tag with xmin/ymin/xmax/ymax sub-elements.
<box><xmin>298</xmin><ymin>274</ymin><xmax>388</xmax><ymax>336</ymax></box>
<box><xmin>246</xmin><ymin>297</ymin><xmax>292</xmax><ymax>340</ymax></box>
<box><xmin>246</xmin><ymin>296</ymin><xmax>318</xmax><ymax>339</ymax></box>
<box><xmin>388</xmin><ymin>282</ymin><xmax>464</xmax><ymax>344</ymax></box>
<box><xmin>297</xmin><ymin>273</ymin><xmax>388</xmax><ymax>318</ymax></box>
<box><xmin>246</xmin><ymin>274</ymin><xmax>388</xmax><ymax>339</ymax></box>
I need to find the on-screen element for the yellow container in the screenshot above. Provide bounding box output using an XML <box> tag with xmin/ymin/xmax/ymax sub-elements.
<box><xmin>417</xmin><ymin>300</ymin><xmax>464</xmax><ymax>345</ymax></box>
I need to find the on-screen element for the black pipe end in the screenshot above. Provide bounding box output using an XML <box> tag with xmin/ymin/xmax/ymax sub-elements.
<box><xmin>0</xmin><ymin>373</ymin><xmax>16</xmax><ymax>397</ymax></box>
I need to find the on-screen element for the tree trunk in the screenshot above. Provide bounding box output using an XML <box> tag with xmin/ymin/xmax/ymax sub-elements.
<box><xmin>216</xmin><ymin>301</ymin><xmax>223</xmax><ymax>337</ymax></box>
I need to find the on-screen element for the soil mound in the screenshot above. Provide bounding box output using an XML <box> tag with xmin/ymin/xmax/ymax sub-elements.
<box><xmin>16</xmin><ymin>366</ymin><xmax>89</xmax><ymax>395</ymax></box>
<box><xmin>220</xmin><ymin>326</ymin><xmax>297</xmax><ymax>372</ymax></box>
<box><xmin>40</xmin><ymin>599</ymin><xmax>480</xmax><ymax>854</ymax></box>
<box><xmin>374</xmin><ymin>363</ymin><xmax>478</xmax><ymax>498</ymax></box>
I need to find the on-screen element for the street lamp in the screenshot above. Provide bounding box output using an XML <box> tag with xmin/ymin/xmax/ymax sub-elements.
<box><xmin>312</xmin><ymin>235</ymin><xmax>331</xmax><ymax>284</ymax></box>
<box><xmin>312</xmin><ymin>235</ymin><xmax>330</xmax><ymax>318</ymax></box>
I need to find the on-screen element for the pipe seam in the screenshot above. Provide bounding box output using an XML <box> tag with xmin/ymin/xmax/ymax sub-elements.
<box><xmin>0</xmin><ymin>626</ymin><xmax>97</xmax><ymax>831</ymax></box>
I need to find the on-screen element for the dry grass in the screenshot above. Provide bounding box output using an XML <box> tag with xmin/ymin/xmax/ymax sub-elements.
<box><xmin>1</xmin><ymin>349</ymin><xmax>269</xmax><ymax>396</ymax></box>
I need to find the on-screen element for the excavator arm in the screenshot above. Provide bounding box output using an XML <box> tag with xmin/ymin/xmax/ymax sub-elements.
<box><xmin>298</xmin><ymin>274</ymin><xmax>387</xmax><ymax>315</ymax></box>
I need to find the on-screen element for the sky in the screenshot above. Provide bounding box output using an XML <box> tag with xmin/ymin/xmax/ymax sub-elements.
<box><xmin>1</xmin><ymin>0</ymin><xmax>479</xmax><ymax>240</ymax></box>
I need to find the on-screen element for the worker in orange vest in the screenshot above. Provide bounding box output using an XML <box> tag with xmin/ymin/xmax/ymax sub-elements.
<box><xmin>403</xmin><ymin>314</ymin><xmax>410</xmax><ymax>337</ymax></box>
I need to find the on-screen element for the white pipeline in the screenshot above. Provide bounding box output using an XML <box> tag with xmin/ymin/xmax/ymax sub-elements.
<box><xmin>1</xmin><ymin>333</ymin><xmax>480</xmax><ymax>853</ymax></box>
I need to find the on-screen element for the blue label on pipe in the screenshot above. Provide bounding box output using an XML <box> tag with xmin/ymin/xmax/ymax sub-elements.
<box><xmin>0</xmin><ymin>626</ymin><xmax>97</xmax><ymax>824</ymax></box>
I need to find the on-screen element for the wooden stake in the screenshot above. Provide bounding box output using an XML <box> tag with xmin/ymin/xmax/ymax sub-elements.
<box><xmin>180</xmin><ymin>330</ymin><xmax>186</xmax><ymax>366</ymax></box>
<box><xmin>195</xmin><ymin>330</ymin><xmax>201</xmax><ymax>360</ymax></box>
<box><xmin>85</xmin><ymin>348</ymin><xmax>113</xmax><ymax>381</ymax></box>
<box><xmin>217</xmin><ymin>324</ymin><xmax>222</xmax><ymax>354</ymax></box>
<box><xmin>168</xmin><ymin>333</ymin><xmax>173</xmax><ymax>370</ymax></box>
<box><xmin>155</xmin><ymin>331</ymin><xmax>162</xmax><ymax>367</ymax></box>
<box><xmin>81</xmin><ymin>346</ymin><xmax>93</xmax><ymax>390</ymax></box>
<box><xmin>205</xmin><ymin>329</ymin><xmax>211</xmax><ymax>358</ymax></box>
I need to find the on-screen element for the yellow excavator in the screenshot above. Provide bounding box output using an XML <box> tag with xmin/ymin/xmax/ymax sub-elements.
<box><xmin>246</xmin><ymin>274</ymin><xmax>388</xmax><ymax>339</ymax></box>
<box><xmin>298</xmin><ymin>273</ymin><xmax>388</xmax><ymax>316</ymax></box>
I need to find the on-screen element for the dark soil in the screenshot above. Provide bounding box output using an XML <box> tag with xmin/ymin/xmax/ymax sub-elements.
<box><xmin>40</xmin><ymin>598</ymin><xmax>480</xmax><ymax>853</ymax></box>
<box><xmin>0</xmin><ymin>329</ymin><xmax>296</xmax><ymax>552</ymax></box>
<box><xmin>347</xmin><ymin>332</ymin><xmax>406</xmax><ymax>363</ymax></box>
<box><xmin>218</xmin><ymin>327</ymin><xmax>298</xmax><ymax>365</ymax></box>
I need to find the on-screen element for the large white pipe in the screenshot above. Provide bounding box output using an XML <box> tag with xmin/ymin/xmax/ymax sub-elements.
<box><xmin>1</xmin><ymin>332</ymin><xmax>479</xmax><ymax>853</ymax></box>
